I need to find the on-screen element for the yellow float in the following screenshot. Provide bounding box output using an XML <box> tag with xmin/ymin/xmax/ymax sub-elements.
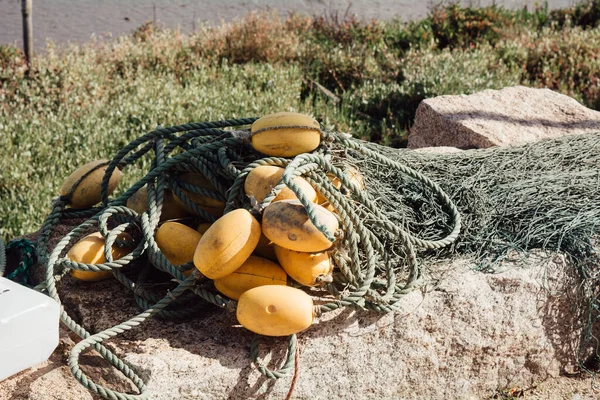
<box><xmin>193</xmin><ymin>209</ymin><xmax>261</xmax><ymax>279</ymax></box>
<box><xmin>236</xmin><ymin>285</ymin><xmax>314</xmax><ymax>336</ymax></box>
<box><xmin>213</xmin><ymin>256</ymin><xmax>287</xmax><ymax>300</ymax></box>
<box><xmin>262</xmin><ymin>200</ymin><xmax>338</xmax><ymax>252</ymax></box>
<box><xmin>251</xmin><ymin>112</ymin><xmax>321</xmax><ymax>157</ymax></box>
<box><xmin>60</xmin><ymin>159</ymin><xmax>121</xmax><ymax>209</ymax></box>
<box><xmin>67</xmin><ymin>231</ymin><xmax>134</xmax><ymax>281</ymax></box>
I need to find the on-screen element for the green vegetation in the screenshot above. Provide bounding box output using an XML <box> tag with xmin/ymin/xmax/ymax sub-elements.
<box><xmin>1</xmin><ymin>1</ymin><xmax>600</xmax><ymax>239</ymax></box>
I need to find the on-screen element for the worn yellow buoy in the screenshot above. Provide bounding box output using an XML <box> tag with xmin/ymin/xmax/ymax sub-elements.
<box><xmin>315</xmin><ymin>167</ymin><xmax>365</xmax><ymax>209</ymax></box>
<box><xmin>251</xmin><ymin>112</ymin><xmax>321</xmax><ymax>157</ymax></box>
<box><xmin>155</xmin><ymin>221</ymin><xmax>202</xmax><ymax>266</ymax></box>
<box><xmin>67</xmin><ymin>231</ymin><xmax>134</xmax><ymax>281</ymax></box>
<box><xmin>262</xmin><ymin>199</ymin><xmax>339</xmax><ymax>252</ymax></box>
<box><xmin>274</xmin><ymin>246</ymin><xmax>333</xmax><ymax>286</ymax></box>
<box><xmin>315</xmin><ymin>172</ymin><xmax>342</xmax><ymax>205</ymax></box>
<box><xmin>60</xmin><ymin>159</ymin><xmax>121</xmax><ymax>209</ymax></box>
<box><xmin>345</xmin><ymin>165</ymin><xmax>365</xmax><ymax>191</ymax></box>
<box><xmin>236</xmin><ymin>285</ymin><xmax>314</xmax><ymax>336</ymax></box>
<box><xmin>213</xmin><ymin>256</ymin><xmax>287</xmax><ymax>300</ymax></box>
<box><xmin>244</xmin><ymin>165</ymin><xmax>317</xmax><ymax>204</ymax></box>
<box><xmin>126</xmin><ymin>186</ymin><xmax>190</xmax><ymax>221</ymax></box>
<box><xmin>253</xmin><ymin>233</ymin><xmax>278</xmax><ymax>261</ymax></box>
<box><xmin>173</xmin><ymin>173</ymin><xmax>225</xmax><ymax>216</ymax></box>
<box><xmin>193</xmin><ymin>209</ymin><xmax>261</xmax><ymax>279</ymax></box>
<box><xmin>196</xmin><ymin>222</ymin><xmax>213</xmax><ymax>235</ymax></box>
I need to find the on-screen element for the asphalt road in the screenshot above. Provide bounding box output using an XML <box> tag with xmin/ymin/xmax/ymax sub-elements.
<box><xmin>0</xmin><ymin>0</ymin><xmax>580</xmax><ymax>50</ymax></box>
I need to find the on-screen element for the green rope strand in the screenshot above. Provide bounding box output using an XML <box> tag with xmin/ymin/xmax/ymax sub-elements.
<box><xmin>250</xmin><ymin>334</ymin><xmax>298</xmax><ymax>379</ymax></box>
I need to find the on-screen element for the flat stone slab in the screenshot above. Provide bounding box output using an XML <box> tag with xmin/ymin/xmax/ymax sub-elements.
<box><xmin>407</xmin><ymin>86</ymin><xmax>600</xmax><ymax>149</ymax></box>
<box><xmin>1</xmin><ymin>253</ymin><xmax>597</xmax><ymax>400</ymax></box>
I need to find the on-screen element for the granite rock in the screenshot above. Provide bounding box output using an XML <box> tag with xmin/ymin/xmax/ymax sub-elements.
<box><xmin>408</xmin><ymin>86</ymin><xmax>600</xmax><ymax>149</ymax></box>
<box><xmin>1</xmin><ymin>253</ymin><xmax>596</xmax><ymax>400</ymax></box>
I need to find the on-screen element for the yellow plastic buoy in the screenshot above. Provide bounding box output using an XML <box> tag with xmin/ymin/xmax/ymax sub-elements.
<box><xmin>126</xmin><ymin>186</ymin><xmax>190</xmax><ymax>221</ymax></box>
<box><xmin>315</xmin><ymin>172</ymin><xmax>342</xmax><ymax>205</ymax></box>
<box><xmin>346</xmin><ymin>165</ymin><xmax>365</xmax><ymax>191</ymax></box>
<box><xmin>173</xmin><ymin>173</ymin><xmax>225</xmax><ymax>216</ymax></box>
<box><xmin>196</xmin><ymin>222</ymin><xmax>213</xmax><ymax>235</ymax></box>
<box><xmin>244</xmin><ymin>165</ymin><xmax>317</xmax><ymax>204</ymax></box>
<box><xmin>262</xmin><ymin>200</ymin><xmax>338</xmax><ymax>252</ymax></box>
<box><xmin>251</xmin><ymin>112</ymin><xmax>321</xmax><ymax>157</ymax></box>
<box><xmin>253</xmin><ymin>233</ymin><xmax>277</xmax><ymax>261</ymax></box>
<box><xmin>274</xmin><ymin>246</ymin><xmax>333</xmax><ymax>286</ymax></box>
<box><xmin>67</xmin><ymin>231</ymin><xmax>134</xmax><ymax>281</ymax></box>
<box><xmin>155</xmin><ymin>221</ymin><xmax>202</xmax><ymax>266</ymax></box>
<box><xmin>193</xmin><ymin>209</ymin><xmax>261</xmax><ymax>279</ymax></box>
<box><xmin>236</xmin><ymin>285</ymin><xmax>314</xmax><ymax>336</ymax></box>
<box><xmin>214</xmin><ymin>256</ymin><xmax>287</xmax><ymax>300</ymax></box>
<box><xmin>60</xmin><ymin>159</ymin><xmax>121</xmax><ymax>209</ymax></box>
<box><xmin>315</xmin><ymin>167</ymin><xmax>365</xmax><ymax>207</ymax></box>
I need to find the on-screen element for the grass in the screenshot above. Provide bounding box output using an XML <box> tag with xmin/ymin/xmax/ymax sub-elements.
<box><xmin>1</xmin><ymin>1</ymin><xmax>600</xmax><ymax>240</ymax></box>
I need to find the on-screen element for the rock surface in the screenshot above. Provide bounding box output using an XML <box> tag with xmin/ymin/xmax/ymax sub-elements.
<box><xmin>1</xmin><ymin>252</ymin><xmax>597</xmax><ymax>400</ymax></box>
<box><xmin>407</xmin><ymin>86</ymin><xmax>600</xmax><ymax>149</ymax></box>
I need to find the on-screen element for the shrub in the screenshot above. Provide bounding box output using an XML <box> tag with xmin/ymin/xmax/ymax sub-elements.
<box><xmin>193</xmin><ymin>11</ymin><xmax>301</xmax><ymax>64</ymax></box>
<box><xmin>0</xmin><ymin>45</ymin><xmax>26</xmax><ymax>73</ymax></box>
<box><xmin>340</xmin><ymin>82</ymin><xmax>419</xmax><ymax>147</ymax></box>
<box><xmin>429</xmin><ymin>4</ymin><xmax>513</xmax><ymax>49</ymax></box>
<box><xmin>309</xmin><ymin>12</ymin><xmax>384</xmax><ymax>46</ymax></box>
<box><xmin>382</xmin><ymin>18</ymin><xmax>436</xmax><ymax>54</ymax></box>
<box><xmin>549</xmin><ymin>0</ymin><xmax>600</xmax><ymax>29</ymax></box>
<box><xmin>519</xmin><ymin>27</ymin><xmax>600</xmax><ymax>108</ymax></box>
<box><xmin>398</xmin><ymin>43</ymin><xmax>523</xmax><ymax>98</ymax></box>
<box><xmin>300</xmin><ymin>40</ymin><xmax>397</xmax><ymax>93</ymax></box>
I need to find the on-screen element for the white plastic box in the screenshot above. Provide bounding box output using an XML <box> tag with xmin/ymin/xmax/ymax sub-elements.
<box><xmin>0</xmin><ymin>277</ymin><xmax>60</xmax><ymax>382</ymax></box>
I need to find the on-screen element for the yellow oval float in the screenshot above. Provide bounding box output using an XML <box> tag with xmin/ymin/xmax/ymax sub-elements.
<box><xmin>274</xmin><ymin>246</ymin><xmax>333</xmax><ymax>286</ymax></box>
<box><xmin>173</xmin><ymin>173</ymin><xmax>225</xmax><ymax>215</ymax></box>
<box><xmin>262</xmin><ymin>200</ymin><xmax>338</xmax><ymax>252</ymax></box>
<box><xmin>236</xmin><ymin>285</ymin><xmax>314</xmax><ymax>336</ymax></box>
<box><xmin>251</xmin><ymin>112</ymin><xmax>321</xmax><ymax>157</ymax></box>
<box><xmin>253</xmin><ymin>232</ymin><xmax>277</xmax><ymax>261</ymax></box>
<box><xmin>127</xmin><ymin>186</ymin><xmax>190</xmax><ymax>221</ymax></box>
<box><xmin>67</xmin><ymin>231</ymin><xmax>134</xmax><ymax>281</ymax></box>
<box><xmin>315</xmin><ymin>167</ymin><xmax>364</xmax><ymax>207</ymax></box>
<box><xmin>345</xmin><ymin>165</ymin><xmax>365</xmax><ymax>191</ymax></box>
<box><xmin>196</xmin><ymin>222</ymin><xmax>213</xmax><ymax>235</ymax></box>
<box><xmin>193</xmin><ymin>209</ymin><xmax>261</xmax><ymax>279</ymax></box>
<box><xmin>214</xmin><ymin>256</ymin><xmax>287</xmax><ymax>300</ymax></box>
<box><xmin>244</xmin><ymin>165</ymin><xmax>317</xmax><ymax>204</ymax></box>
<box><xmin>155</xmin><ymin>221</ymin><xmax>202</xmax><ymax>266</ymax></box>
<box><xmin>315</xmin><ymin>172</ymin><xmax>342</xmax><ymax>205</ymax></box>
<box><xmin>60</xmin><ymin>159</ymin><xmax>121</xmax><ymax>209</ymax></box>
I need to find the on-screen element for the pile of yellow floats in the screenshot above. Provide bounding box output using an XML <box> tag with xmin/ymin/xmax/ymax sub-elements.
<box><xmin>59</xmin><ymin>112</ymin><xmax>361</xmax><ymax>338</ymax></box>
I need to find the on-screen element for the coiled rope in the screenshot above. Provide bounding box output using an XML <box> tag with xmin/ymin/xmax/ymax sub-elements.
<box><xmin>29</xmin><ymin>117</ymin><xmax>460</xmax><ymax>399</ymax></box>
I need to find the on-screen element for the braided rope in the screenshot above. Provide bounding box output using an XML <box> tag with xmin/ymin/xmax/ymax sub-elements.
<box><xmin>250</xmin><ymin>334</ymin><xmax>298</xmax><ymax>379</ymax></box>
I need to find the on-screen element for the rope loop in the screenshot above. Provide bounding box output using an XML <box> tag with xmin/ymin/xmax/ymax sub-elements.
<box><xmin>250</xmin><ymin>334</ymin><xmax>298</xmax><ymax>379</ymax></box>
